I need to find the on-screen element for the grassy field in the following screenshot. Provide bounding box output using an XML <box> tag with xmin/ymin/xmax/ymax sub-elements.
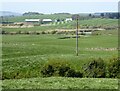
<box><xmin>2</xmin><ymin>29</ymin><xmax>118</xmax><ymax>89</ymax></box>
<box><xmin>2</xmin><ymin>77</ymin><xmax>118</xmax><ymax>89</ymax></box>
<box><xmin>2</xmin><ymin>18</ymin><xmax>118</xmax><ymax>32</ymax></box>
<box><xmin>1</xmin><ymin>17</ymin><xmax>119</xmax><ymax>89</ymax></box>
<box><xmin>0</xmin><ymin>14</ymin><xmax>72</xmax><ymax>22</ymax></box>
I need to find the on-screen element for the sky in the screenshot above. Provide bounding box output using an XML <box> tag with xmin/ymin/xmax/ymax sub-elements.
<box><xmin>0</xmin><ymin>0</ymin><xmax>119</xmax><ymax>14</ymax></box>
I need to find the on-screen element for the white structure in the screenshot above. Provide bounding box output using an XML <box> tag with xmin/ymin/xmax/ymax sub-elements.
<box><xmin>65</xmin><ymin>18</ymin><xmax>72</xmax><ymax>22</ymax></box>
<box><xmin>25</xmin><ymin>19</ymin><xmax>40</xmax><ymax>22</ymax></box>
<box><xmin>54</xmin><ymin>19</ymin><xmax>58</xmax><ymax>22</ymax></box>
<box><xmin>42</xmin><ymin>19</ymin><xmax>52</xmax><ymax>22</ymax></box>
<box><xmin>42</xmin><ymin>19</ymin><xmax>52</xmax><ymax>24</ymax></box>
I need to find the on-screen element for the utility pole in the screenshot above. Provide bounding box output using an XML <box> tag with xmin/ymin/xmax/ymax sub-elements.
<box><xmin>1</xmin><ymin>16</ymin><xmax>4</xmax><ymax>24</ymax></box>
<box><xmin>76</xmin><ymin>15</ymin><xmax>79</xmax><ymax>56</ymax></box>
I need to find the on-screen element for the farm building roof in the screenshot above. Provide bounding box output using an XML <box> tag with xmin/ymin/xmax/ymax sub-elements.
<box><xmin>25</xmin><ymin>19</ymin><xmax>40</xmax><ymax>22</ymax></box>
<box><xmin>65</xmin><ymin>18</ymin><xmax>72</xmax><ymax>21</ymax></box>
<box><xmin>42</xmin><ymin>19</ymin><xmax>52</xmax><ymax>22</ymax></box>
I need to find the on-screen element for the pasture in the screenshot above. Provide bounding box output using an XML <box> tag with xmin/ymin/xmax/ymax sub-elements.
<box><xmin>2</xmin><ymin>29</ymin><xmax>119</xmax><ymax>89</ymax></box>
<box><xmin>2</xmin><ymin>77</ymin><xmax>118</xmax><ymax>89</ymax></box>
<box><xmin>1</xmin><ymin>16</ymin><xmax>119</xmax><ymax>89</ymax></box>
<box><xmin>2</xmin><ymin>18</ymin><xmax>118</xmax><ymax>33</ymax></box>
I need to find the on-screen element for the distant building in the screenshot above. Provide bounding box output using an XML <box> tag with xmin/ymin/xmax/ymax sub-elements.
<box><xmin>65</xmin><ymin>18</ymin><xmax>72</xmax><ymax>22</ymax></box>
<box><xmin>42</xmin><ymin>19</ymin><xmax>52</xmax><ymax>24</ymax></box>
<box><xmin>25</xmin><ymin>19</ymin><xmax>41</xmax><ymax>25</ymax></box>
<box><xmin>25</xmin><ymin>19</ymin><xmax>40</xmax><ymax>22</ymax></box>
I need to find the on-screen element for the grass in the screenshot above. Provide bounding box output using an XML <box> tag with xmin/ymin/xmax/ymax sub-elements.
<box><xmin>2</xmin><ymin>31</ymin><xmax>118</xmax><ymax>59</ymax></box>
<box><xmin>2</xmin><ymin>77</ymin><xmax>118</xmax><ymax>89</ymax></box>
<box><xmin>2</xmin><ymin>33</ymin><xmax>118</xmax><ymax>89</ymax></box>
<box><xmin>2</xmin><ymin>18</ymin><xmax>118</xmax><ymax>32</ymax></box>
<box><xmin>1</xmin><ymin>18</ymin><xmax>119</xmax><ymax>89</ymax></box>
<box><xmin>0</xmin><ymin>14</ymin><xmax>72</xmax><ymax>22</ymax></box>
<box><xmin>2</xmin><ymin>30</ymin><xmax>118</xmax><ymax>80</ymax></box>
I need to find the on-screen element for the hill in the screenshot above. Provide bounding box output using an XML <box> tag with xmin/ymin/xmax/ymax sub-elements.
<box><xmin>0</xmin><ymin>11</ymin><xmax>22</xmax><ymax>16</ymax></box>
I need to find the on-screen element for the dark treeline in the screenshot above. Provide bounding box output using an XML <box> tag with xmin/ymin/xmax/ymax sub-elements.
<box><xmin>23</xmin><ymin>12</ymin><xmax>44</xmax><ymax>16</ymax></box>
<box><xmin>89</xmin><ymin>12</ymin><xmax>120</xmax><ymax>19</ymax></box>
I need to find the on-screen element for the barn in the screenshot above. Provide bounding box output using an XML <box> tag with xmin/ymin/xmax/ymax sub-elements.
<box><xmin>25</xmin><ymin>19</ymin><xmax>41</xmax><ymax>25</ymax></box>
<box><xmin>65</xmin><ymin>18</ymin><xmax>72</xmax><ymax>22</ymax></box>
<box><xmin>42</xmin><ymin>19</ymin><xmax>52</xmax><ymax>24</ymax></box>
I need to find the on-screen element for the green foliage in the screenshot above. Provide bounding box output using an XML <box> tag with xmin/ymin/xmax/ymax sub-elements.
<box><xmin>66</xmin><ymin>69</ymin><xmax>83</xmax><ymax>77</ymax></box>
<box><xmin>51</xmin><ymin>30</ymin><xmax>57</xmax><ymax>34</ymax></box>
<box><xmin>1</xmin><ymin>30</ymin><xmax>7</xmax><ymax>34</ymax></box>
<box><xmin>83</xmin><ymin>58</ymin><xmax>106</xmax><ymax>78</ymax></box>
<box><xmin>41</xmin><ymin>59</ymin><xmax>83</xmax><ymax>78</ymax></box>
<box><xmin>41</xmin><ymin>31</ymin><xmax>46</xmax><ymax>34</ymax></box>
<box><xmin>107</xmin><ymin>57</ymin><xmax>120</xmax><ymax>78</ymax></box>
<box><xmin>23</xmin><ymin>12</ymin><xmax>43</xmax><ymax>16</ymax></box>
<box><xmin>41</xmin><ymin>59</ymin><xmax>70</xmax><ymax>77</ymax></box>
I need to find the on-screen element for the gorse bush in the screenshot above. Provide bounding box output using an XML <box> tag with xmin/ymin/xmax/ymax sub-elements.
<box><xmin>66</xmin><ymin>69</ymin><xmax>83</xmax><ymax>77</ymax></box>
<box><xmin>107</xmin><ymin>57</ymin><xmax>120</xmax><ymax>78</ymax></box>
<box><xmin>41</xmin><ymin>57</ymin><xmax>119</xmax><ymax>78</ymax></box>
<box><xmin>83</xmin><ymin>58</ymin><xmax>106</xmax><ymax>78</ymax></box>
<box><xmin>41</xmin><ymin>60</ymin><xmax>70</xmax><ymax>77</ymax></box>
<box><xmin>41</xmin><ymin>59</ymin><xmax>83</xmax><ymax>78</ymax></box>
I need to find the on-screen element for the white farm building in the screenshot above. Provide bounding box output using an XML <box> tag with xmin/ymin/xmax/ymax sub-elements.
<box><xmin>25</xmin><ymin>19</ymin><xmax>40</xmax><ymax>22</ymax></box>
<box><xmin>65</xmin><ymin>18</ymin><xmax>72</xmax><ymax>22</ymax></box>
<box><xmin>24</xmin><ymin>19</ymin><xmax>41</xmax><ymax>25</ymax></box>
<box><xmin>42</xmin><ymin>19</ymin><xmax>52</xmax><ymax>24</ymax></box>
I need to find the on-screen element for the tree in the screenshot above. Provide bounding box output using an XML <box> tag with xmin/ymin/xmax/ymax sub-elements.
<box><xmin>23</xmin><ymin>12</ymin><xmax>43</xmax><ymax>16</ymax></box>
<box><xmin>72</xmin><ymin>14</ymin><xmax>80</xmax><ymax>20</ymax></box>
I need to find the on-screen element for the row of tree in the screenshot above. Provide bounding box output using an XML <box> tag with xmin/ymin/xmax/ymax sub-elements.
<box><xmin>89</xmin><ymin>12</ymin><xmax>119</xmax><ymax>19</ymax></box>
<box><xmin>23</xmin><ymin>12</ymin><xmax>44</xmax><ymax>16</ymax></box>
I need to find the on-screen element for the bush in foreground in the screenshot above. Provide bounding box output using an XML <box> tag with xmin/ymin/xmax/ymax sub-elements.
<box><xmin>107</xmin><ymin>57</ymin><xmax>120</xmax><ymax>78</ymax></box>
<box><xmin>83</xmin><ymin>58</ymin><xmax>106</xmax><ymax>78</ymax></box>
<box><xmin>41</xmin><ymin>59</ymin><xmax>83</xmax><ymax>78</ymax></box>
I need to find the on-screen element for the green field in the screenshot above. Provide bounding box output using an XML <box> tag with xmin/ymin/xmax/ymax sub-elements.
<box><xmin>2</xmin><ymin>18</ymin><xmax>118</xmax><ymax>32</ymax></box>
<box><xmin>1</xmin><ymin>17</ymin><xmax>119</xmax><ymax>89</ymax></box>
<box><xmin>0</xmin><ymin>14</ymin><xmax>72</xmax><ymax>22</ymax></box>
<box><xmin>2</xmin><ymin>77</ymin><xmax>118</xmax><ymax>89</ymax></box>
<box><xmin>2</xmin><ymin>29</ymin><xmax>118</xmax><ymax>89</ymax></box>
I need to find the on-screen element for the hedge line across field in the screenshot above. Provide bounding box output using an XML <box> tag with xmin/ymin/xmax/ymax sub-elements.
<box><xmin>41</xmin><ymin>57</ymin><xmax>120</xmax><ymax>78</ymax></box>
<box><xmin>2</xmin><ymin>57</ymin><xmax>120</xmax><ymax>80</ymax></box>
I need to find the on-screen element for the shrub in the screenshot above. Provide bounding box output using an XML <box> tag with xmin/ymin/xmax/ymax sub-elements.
<box><xmin>24</xmin><ymin>31</ymin><xmax>30</xmax><ymax>34</ymax></box>
<box><xmin>41</xmin><ymin>65</ymin><xmax>55</xmax><ymax>77</ymax></box>
<box><xmin>66</xmin><ymin>69</ymin><xmax>83</xmax><ymax>78</ymax></box>
<box><xmin>83</xmin><ymin>58</ymin><xmax>106</xmax><ymax>78</ymax></box>
<box><xmin>51</xmin><ymin>30</ymin><xmax>57</xmax><ymax>34</ymax></box>
<box><xmin>41</xmin><ymin>31</ymin><xmax>46</xmax><ymax>34</ymax></box>
<box><xmin>2</xmin><ymin>30</ymin><xmax>6</xmax><ymax>34</ymax></box>
<box><xmin>41</xmin><ymin>59</ymin><xmax>83</xmax><ymax>78</ymax></box>
<box><xmin>107</xmin><ymin>57</ymin><xmax>120</xmax><ymax>78</ymax></box>
<box><xmin>41</xmin><ymin>60</ymin><xmax>70</xmax><ymax>77</ymax></box>
<box><xmin>59</xmin><ymin>66</ymin><xmax>70</xmax><ymax>76</ymax></box>
<box><xmin>16</xmin><ymin>31</ymin><xmax>21</xmax><ymax>34</ymax></box>
<box><xmin>36</xmin><ymin>32</ymin><xmax>40</xmax><ymax>35</ymax></box>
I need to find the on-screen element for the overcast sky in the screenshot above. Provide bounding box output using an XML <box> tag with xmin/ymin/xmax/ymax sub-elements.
<box><xmin>1</xmin><ymin>0</ymin><xmax>119</xmax><ymax>14</ymax></box>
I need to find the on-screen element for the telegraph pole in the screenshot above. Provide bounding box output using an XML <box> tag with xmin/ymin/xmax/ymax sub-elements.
<box><xmin>1</xmin><ymin>16</ymin><xmax>4</xmax><ymax>24</ymax></box>
<box><xmin>76</xmin><ymin>15</ymin><xmax>79</xmax><ymax>56</ymax></box>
